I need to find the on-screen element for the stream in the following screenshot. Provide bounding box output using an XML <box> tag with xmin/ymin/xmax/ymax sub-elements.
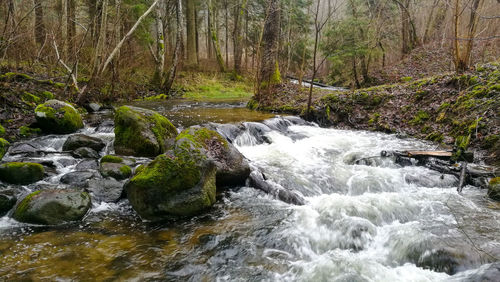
<box><xmin>0</xmin><ymin>99</ymin><xmax>499</xmax><ymax>281</ymax></box>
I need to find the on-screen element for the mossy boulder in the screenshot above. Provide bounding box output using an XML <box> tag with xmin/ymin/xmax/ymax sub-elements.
<box><xmin>0</xmin><ymin>162</ymin><xmax>44</xmax><ymax>185</ymax></box>
<box><xmin>114</xmin><ymin>106</ymin><xmax>177</xmax><ymax>157</ymax></box>
<box><xmin>0</xmin><ymin>188</ymin><xmax>17</xmax><ymax>216</ymax></box>
<box><xmin>125</xmin><ymin>138</ymin><xmax>217</xmax><ymax>220</ymax></box>
<box><xmin>12</xmin><ymin>189</ymin><xmax>91</xmax><ymax>225</ymax></box>
<box><xmin>63</xmin><ymin>134</ymin><xmax>105</xmax><ymax>152</ymax></box>
<box><xmin>35</xmin><ymin>100</ymin><xmax>84</xmax><ymax>134</ymax></box>
<box><xmin>487</xmin><ymin>177</ymin><xmax>500</xmax><ymax>201</ymax></box>
<box><xmin>99</xmin><ymin>162</ymin><xmax>132</xmax><ymax>180</ymax></box>
<box><xmin>0</xmin><ymin>124</ymin><xmax>5</xmax><ymax>136</ymax></box>
<box><xmin>101</xmin><ymin>155</ymin><xmax>123</xmax><ymax>163</ymax></box>
<box><xmin>0</xmin><ymin>138</ymin><xmax>9</xmax><ymax>160</ymax></box>
<box><xmin>177</xmin><ymin>126</ymin><xmax>250</xmax><ymax>187</ymax></box>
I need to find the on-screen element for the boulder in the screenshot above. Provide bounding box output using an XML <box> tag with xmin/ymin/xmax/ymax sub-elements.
<box><xmin>13</xmin><ymin>188</ymin><xmax>91</xmax><ymax>225</ymax></box>
<box><xmin>99</xmin><ymin>162</ymin><xmax>132</xmax><ymax>180</ymax></box>
<box><xmin>177</xmin><ymin>126</ymin><xmax>250</xmax><ymax>187</ymax></box>
<box><xmin>113</xmin><ymin>106</ymin><xmax>177</xmax><ymax>157</ymax></box>
<box><xmin>0</xmin><ymin>138</ymin><xmax>9</xmax><ymax>160</ymax></box>
<box><xmin>487</xmin><ymin>177</ymin><xmax>500</xmax><ymax>201</ymax></box>
<box><xmin>63</xmin><ymin>134</ymin><xmax>105</xmax><ymax>152</ymax></box>
<box><xmin>0</xmin><ymin>162</ymin><xmax>44</xmax><ymax>185</ymax></box>
<box><xmin>72</xmin><ymin>147</ymin><xmax>99</xmax><ymax>159</ymax></box>
<box><xmin>0</xmin><ymin>124</ymin><xmax>5</xmax><ymax>136</ymax></box>
<box><xmin>87</xmin><ymin>177</ymin><xmax>124</xmax><ymax>202</ymax></box>
<box><xmin>60</xmin><ymin>171</ymin><xmax>100</xmax><ymax>188</ymax></box>
<box><xmin>0</xmin><ymin>188</ymin><xmax>17</xmax><ymax>216</ymax></box>
<box><xmin>101</xmin><ymin>155</ymin><xmax>136</xmax><ymax>166</ymax></box>
<box><xmin>125</xmin><ymin>138</ymin><xmax>217</xmax><ymax>220</ymax></box>
<box><xmin>34</xmin><ymin>100</ymin><xmax>84</xmax><ymax>134</ymax></box>
<box><xmin>75</xmin><ymin>159</ymin><xmax>99</xmax><ymax>171</ymax></box>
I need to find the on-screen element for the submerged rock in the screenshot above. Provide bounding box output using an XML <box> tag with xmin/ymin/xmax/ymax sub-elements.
<box><xmin>0</xmin><ymin>188</ymin><xmax>17</xmax><ymax>216</ymax></box>
<box><xmin>0</xmin><ymin>162</ymin><xmax>44</xmax><ymax>185</ymax></box>
<box><xmin>113</xmin><ymin>106</ymin><xmax>177</xmax><ymax>157</ymax></box>
<box><xmin>0</xmin><ymin>138</ymin><xmax>9</xmax><ymax>160</ymax></box>
<box><xmin>125</xmin><ymin>138</ymin><xmax>217</xmax><ymax>220</ymax></box>
<box><xmin>63</xmin><ymin>134</ymin><xmax>105</xmax><ymax>152</ymax></box>
<box><xmin>13</xmin><ymin>189</ymin><xmax>91</xmax><ymax>225</ymax></box>
<box><xmin>178</xmin><ymin>126</ymin><xmax>250</xmax><ymax>187</ymax></box>
<box><xmin>487</xmin><ymin>177</ymin><xmax>500</xmax><ymax>201</ymax></box>
<box><xmin>35</xmin><ymin>100</ymin><xmax>84</xmax><ymax>134</ymax></box>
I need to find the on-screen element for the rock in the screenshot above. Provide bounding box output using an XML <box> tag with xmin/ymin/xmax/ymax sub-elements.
<box><xmin>13</xmin><ymin>189</ymin><xmax>91</xmax><ymax>225</ymax></box>
<box><xmin>417</xmin><ymin>248</ymin><xmax>462</xmax><ymax>275</ymax></box>
<box><xmin>0</xmin><ymin>124</ymin><xmax>5</xmax><ymax>136</ymax></box>
<box><xmin>63</xmin><ymin>134</ymin><xmax>105</xmax><ymax>152</ymax></box>
<box><xmin>60</xmin><ymin>171</ymin><xmax>100</xmax><ymax>188</ymax></box>
<box><xmin>72</xmin><ymin>147</ymin><xmax>99</xmax><ymax>159</ymax></box>
<box><xmin>0</xmin><ymin>188</ymin><xmax>17</xmax><ymax>216</ymax></box>
<box><xmin>463</xmin><ymin>262</ymin><xmax>500</xmax><ymax>282</ymax></box>
<box><xmin>34</xmin><ymin>100</ymin><xmax>84</xmax><ymax>134</ymax></box>
<box><xmin>113</xmin><ymin>106</ymin><xmax>177</xmax><ymax>157</ymax></box>
<box><xmin>177</xmin><ymin>126</ymin><xmax>250</xmax><ymax>187</ymax></box>
<box><xmin>487</xmin><ymin>177</ymin><xmax>500</xmax><ymax>201</ymax></box>
<box><xmin>75</xmin><ymin>159</ymin><xmax>99</xmax><ymax>171</ymax></box>
<box><xmin>87</xmin><ymin>177</ymin><xmax>124</xmax><ymax>202</ymax></box>
<box><xmin>99</xmin><ymin>162</ymin><xmax>132</xmax><ymax>180</ymax></box>
<box><xmin>85</xmin><ymin>102</ymin><xmax>102</xmax><ymax>112</ymax></box>
<box><xmin>100</xmin><ymin>155</ymin><xmax>136</xmax><ymax>166</ymax></box>
<box><xmin>0</xmin><ymin>138</ymin><xmax>9</xmax><ymax>160</ymax></box>
<box><xmin>0</xmin><ymin>162</ymin><xmax>44</xmax><ymax>185</ymax></box>
<box><xmin>125</xmin><ymin>138</ymin><xmax>217</xmax><ymax>220</ymax></box>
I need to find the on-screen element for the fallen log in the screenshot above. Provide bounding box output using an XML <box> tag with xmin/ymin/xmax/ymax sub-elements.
<box><xmin>248</xmin><ymin>170</ymin><xmax>305</xmax><ymax>205</ymax></box>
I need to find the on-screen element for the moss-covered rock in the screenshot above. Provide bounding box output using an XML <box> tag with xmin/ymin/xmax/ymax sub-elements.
<box><xmin>113</xmin><ymin>106</ymin><xmax>177</xmax><ymax>157</ymax></box>
<box><xmin>0</xmin><ymin>138</ymin><xmax>9</xmax><ymax>160</ymax></box>
<box><xmin>0</xmin><ymin>124</ymin><xmax>5</xmax><ymax>136</ymax></box>
<box><xmin>101</xmin><ymin>155</ymin><xmax>123</xmax><ymax>163</ymax></box>
<box><xmin>0</xmin><ymin>188</ymin><xmax>17</xmax><ymax>216</ymax></box>
<box><xmin>177</xmin><ymin>126</ymin><xmax>250</xmax><ymax>187</ymax></box>
<box><xmin>35</xmin><ymin>100</ymin><xmax>84</xmax><ymax>134</ymax></box>
<box><xmin>0</xmin><ymin>162</ymin><xmax>44</xmax><ymax>184</ymax></box>
<box><xmin>488</xmin><ymin>177</ymin><xmax>500</xmax><ymax>201</ymax></box>
<box><xmin>18</xmin><ymin>126</ymin><xmax>42</xmax><ymax>138</ymax></box>
<box><xmin>99</xmin><ymin>162</ymin><xmax>132</xmax><ymax>180</ymax></box>
<box><xmin>125</xmin><ymin>138</ymin><xmax>217</xmax><ymax>220</ymax></box>
<box><xmin>12</xmin><ymin>189</ymin><xmax>91</xmax><ymax>225</ymax></box>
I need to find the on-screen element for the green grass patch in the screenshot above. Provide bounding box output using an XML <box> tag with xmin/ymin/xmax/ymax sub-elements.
<box><xmin>177</xmin><ymin>72</ymin><xmax>253</xmax><ymax>100</ymax></box>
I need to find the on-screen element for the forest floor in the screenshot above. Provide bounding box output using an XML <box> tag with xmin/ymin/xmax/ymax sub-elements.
<box><xmin>253</xmin><ymin>62</ymin><xmax>500</xmax><ymax>166</ymax></box>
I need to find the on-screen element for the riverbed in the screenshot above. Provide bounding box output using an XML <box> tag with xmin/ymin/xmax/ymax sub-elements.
<box><xmin>0</xmin><ymin>99</ymin><xmax>499</xmax><ymax>281</ymax></box>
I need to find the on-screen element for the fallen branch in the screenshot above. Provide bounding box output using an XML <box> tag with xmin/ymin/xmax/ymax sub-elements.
<box><xmin>248</xmin><ymin>169</ymin><xmax>305</xmax><ymax>205</ymax></box>
<box><xmin>52</xmin><ymin>35</ymin><xmax>79</xmax><ymax>91</ymax></box>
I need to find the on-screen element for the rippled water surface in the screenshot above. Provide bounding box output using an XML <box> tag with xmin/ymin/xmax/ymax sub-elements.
<box><xmin>0</xmin><ymin>102</ymin><xmax>499</xmax><ymax>281</ymax></box>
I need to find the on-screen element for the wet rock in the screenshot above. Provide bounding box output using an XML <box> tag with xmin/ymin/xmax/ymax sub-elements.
<box><xmin>99</xmin><ymin>162</ymin><xmax>132</xmax><ymax>180</ymax></box>
<box><xmin>72</xmin><ymin>147</ymin><xmax>99</xmax><ymax>159</ymax></box>
<box><xmin>57</xmin><ymin>158</ymin><xmax>78</xmax><ymax>167</ymax></box>
<box><xmin>125</xmin><ymin>138</ymin><xmax>217</xmax><ymax>220</ymax></box>
<box><xmin>0</xmin><ymin>162</ymin><xmax>44</xmax><ymax>185</ymax></box>
<box><xmin>417</xmin><ymin>248</ymin><xmax>462</xmax><ymax>274</ymax></box>
<box><xmin>87</xmin><ymin>177</ymin><xmax>124</xmax><ymax>202</ymax></box>
<box><xmin>75</xmin><ymin>159</ymin><xmax>99</xmax><ymax>171</ymax></box>
<box><xmin>248</xmin><ymin>170</ymin><xmax>305</xmax><ymax>205</ymax></box>
<box><xmin>463</xmin><ymin>262</ymin><xmax>500</xmax><ymax>282</ymax></box>
<box><xmin>100</xmin><ymin>155</ymin><xmax>136</xmax><ymax>166</ymax></box>
<box><xmin>206</xmin><ymin>123</ymin><xmax>243</xmax><ymax>143</ymax></box>
<box><xmin>0</xmin><ymin>188</ymin><xmax>17</xmax><ymax>216</ymax></box>
<box><xmin>179</xmin><ymin>126</ymin><xmax>250</xmax><ymax>187</ymax></box>
<box><xmin>60</xmin><ymin>171</ymin><xmax>100</xmax><ymax>188</ymax></box>
<box><xmin>487</xmin><ymin>177</ymin><xmax>500</xmax><ymax>201</ymax></box>
<box><xmin>84</xmin><ymin>102</ymin><xmax>102</xmax><ymax>112</ymax></box>
<box><xmin>35</xmin><ymin>100</ymin><xmax>84</xmax><ymax>134</ymax></box>
<box><xmin>96</xmin><ymin>120</ymin><xmax>114</xmax><ymax>133</ymax></box>
<box><xmin>63</xmin><ymin>134</ymin><xmax>105</xmax><ymax>152</ymax></box>
<box><xmin>114</xmin><ymin>106</ymin><xmax>177</xmax><ymax>157</ymax></box>
<box><xmin>13</xmin><ymin>188</ymin><xmax>91</xmax><ymax>225</ymax></box>
<box><xmin>0</xmin><ymin>138</ymin><xmax>9</xmax><ymax>160</ymax></box>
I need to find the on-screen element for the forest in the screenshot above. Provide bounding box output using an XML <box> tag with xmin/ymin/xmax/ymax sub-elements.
<box><xmin>0</xmin><ymin>0</ymin><xmax>499</xmax><ymax>281</ymax></box>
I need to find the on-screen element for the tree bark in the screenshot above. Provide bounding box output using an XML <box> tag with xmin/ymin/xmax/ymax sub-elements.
<box><xmin>164</xmin><ymin>0</ymin><xmax>183</xmax><ymax>93</ymax></box>
<box><xmin>66</xmin><ymin>0</ymin><xmax>76</xmax><ymax>58</ymax></box>
<box><xmin>34</xmin><ymin>0</ymin><xmax>46</xmax><ymax>46</ymax></box>
<box><xmin>233</xmin><ymin>0</ymin><xmax>247</xmax><ymax>74</ymax></box>
<box><xmin>208</xmin><ymin>0</ymin><xmax>226</xmax><ymax>72</ymax></box>
<box><xmin>185</xmin><ymin>0</ymin><xmax>197</xmax><ymax>66</ymax></box>
<box><xmin>153</xmin><ymin>1</ymin><xmax>165</xmax><ymax>85</ymax></box>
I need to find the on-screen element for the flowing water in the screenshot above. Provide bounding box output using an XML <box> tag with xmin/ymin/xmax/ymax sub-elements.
<box><xmin>0</xmin><ymin>101</ymin><xmax>499</xmax><ymax>281</ymax></box>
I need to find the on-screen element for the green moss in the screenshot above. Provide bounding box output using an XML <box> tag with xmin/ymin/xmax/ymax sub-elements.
<box><xmin>0</xmin><ymin>72</ymin><xmax>33</xmax><ymax>81</ymax></box>
<box><xmin>481</xmin><ymin>135</ymin><xmax>499</xmax><ymax>149</ymax></box>
<box><xmin>101</xmin><ymin>155</ymin><xmax>124</xmax><ymax>163</ymax></box>
<box><xmin>410</xmin><ymin>110</ymin><xmax>430</xmax><ymax>125</ymax></box>
<box><xmin>176</xmin><ymin>127</ymin><xmax>229</xmax><ymax>150</ymax></box>
<box><xmin>426</xmin><ymin>132</ymin><xmax>444</xmax><ymax>142</ymax></box>
<box><xmin>414</xmin><ymin>90</ymin><xmax>428</xmax><ymax>101</ymax></box>
<box><xmin>421</xmin><ymin>125</ymin><xmax>431</xmax><ymax>134</ymax></box>
<box><xmin>438</xmin><ymin>102</ymin><xmax>451</xmax><ymax>112</ymax></box>
<box><xmin>39</xmin><ymin>91</ymin><xmax>55</xmax><ymax>100</ymax></box>
<box><xmin>0</xmin><ymin>162</ymin><xmax>44</xmax><ymax>184</ymax></box>
<box><xmin>246</xmin><ymin>99</ymin><xmax>259</xmax><ymax>110</ymax></box>
<box><xmin>0</xmin><ymin>138</ymin><xmax>9</xmax><ymax>160</ymax></box>
<box><xmin>35</xmin><ymin>101</ymin><xmax>84</xmax><ymax>134</ymax></box>
<box><xmin>0</xmin><ymin>124</ymin><xmax>5</xmax><ymax>136</ymax></box>
<box><xmin>119</xmin><ymin>165</ymin><xmax>132</xmax><ymax>177</ymax></box>
<box><xmin>401</xmin><ymin>76</ymin><xmax>413</xmax><ymax>82</ymax></box>
<box><xmin>368</xmin><ymin>113</ymin><xmax>380</xmax><ymax>125</ymax></box>
<box><xmin>13</xmin><ymin>190</ymin><xmax>41</xmax><ymax>221</ymax></box>
<box><xmin>19</xmin><ymin>126</ymin><xmax>41</xmax><ymax>138</ymax></box>
<box><xmin>21</xmin><ymin>92</ymin><xmax>40</xmax><ymax>104</ymax></box>
<box><xmin>490</xmin><ymin>177</ymin><xmax>500</xmax><ymax>186</ymax></box>
<box><xmin>270</xmin><ymin>62</ymin><xmax>282</xmax><ymax>84</ymax></box>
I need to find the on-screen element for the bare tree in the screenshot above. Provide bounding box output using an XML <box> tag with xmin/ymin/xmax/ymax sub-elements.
<box><xmin>164</xmin><ymin>0</ymin><xmax>183</xmax><ymax>93</ymax></box>
<box><xmin>208</xmin><ymin>0</ymin><xmax>226</xmax><ymax>72</ymax></box>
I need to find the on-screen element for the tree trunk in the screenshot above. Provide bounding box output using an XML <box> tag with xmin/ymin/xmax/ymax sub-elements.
<box><xmin>256</xmin><ymin>0</ymin><xmax>281</xmax><ymax>101</ymax></box>
<box><xmin>34</xmin><ymin>0</ymin><xmax>46</xmax><ymax>46</ymax></box>
<box><xmin>225</xmin><ymin>0</ymin><xmax>229</xmax><ymax>68</ymax></box>
<box><xmin>91</xmin><ymin>0</ymin><xmax>108</xmax><ymax>77</ymax></box>
<box><xmin>233</xmin><ymin>0</ymin><xmax>247</xmax><ymax>74</ymax></box>
<box><xmin>153</xmin><ymin>1</ymin><xmax>165</xmax><ymax>86</ymax></box>
<box><xmin>208</xmin><ymin>0</ymin><xmax>225</xmax><ymax>72</ymax></box>
<box><xmin>164</xmin><ymin>0</ymin><xmax>183</xmax><ymax>93</ymax></box>
<box><xmin>185</xmin><ymin>0</ymin><xmax>197</xmax><ymax>66</ymax></box>
<box><xmin>66</xmin><ymin>0</ymin><xmax>76</xmax><ymax>58</ymax></box>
